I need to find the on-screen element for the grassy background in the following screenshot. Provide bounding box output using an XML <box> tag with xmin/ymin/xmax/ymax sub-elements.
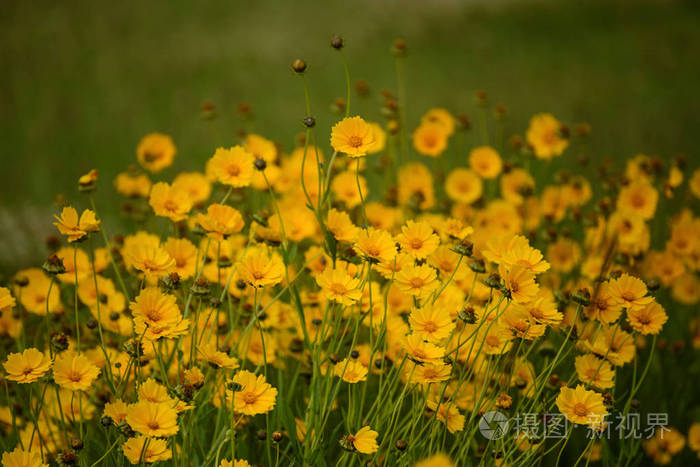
<box><xmin>1</xmin><ymin>0</ymin><xmax>699</xmax><ymax>269</ymax></box>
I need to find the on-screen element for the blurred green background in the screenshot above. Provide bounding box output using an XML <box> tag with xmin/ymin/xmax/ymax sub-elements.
<box><xmin>1</xmin><ymin>0</ymin><xmax>699</xmax><ymax>272</ymax></box>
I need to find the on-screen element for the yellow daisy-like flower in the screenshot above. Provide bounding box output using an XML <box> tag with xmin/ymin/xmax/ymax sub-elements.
<box><xmin>331</xmin><ymin>170</ymin><xmax>368</xmax><ymax>208</ymax></box>
<box><xmin>126</xmin><ymin>245</ymin><xmax>176</xmax><ymax>281</ymax></box>
<box><xmin>3</xmin><ymin>348</ymin><xmax>52</xmax><ymax>384</ymax></box>
<box><xmin>427</xmin><ymin>398</ymin><xmax>465</xmax><ymax>433</ymax></box>
<box><xmin>445</xmin><ymin>168</ymin><xmax>483</xmax><ymax>205</ymax></box>
<box><xmin>208</xmin><ymin>146</ymin><xmax>255</xmax><ymax>187</ymax></box>
<box><xmin>414</xmin><ymin>453</ymin><xmax>455</xmax><ymax>467</ymax></box>
<box><xmin>607</xmin><ymin>273</ymin><xmax>654</xmax><ymax>310</ymax></box>
<box><xmin>334</xmin><ymin>358</ymin><xmax>368</xmax><ymax>383</ymax></box>
<box><xmin>403</xmin><ymin>333</ymin><xmax>444</xmax><ymax>363</ymax></box>
<box><xmin>197</xmin><ymin>343</ymin><xmax>240</xmax><ymax>370</ymax></box>
<box><xmin>122</xmin><ymin>435</ymin><xmax>172</xmax><ymax>465</ymax></box>
<box><xmin>245</xmin><ymin>133</ymin><xmax>278</xmax><ymax>163</ymax></box>
<box><xmin>575</xmin><ymin>354</ymin><xmax>615</xmax><ymax>390</ymax></box>
<box><xmin>148</xmin><ymin>182</ymin><xmax>193</xmax><ymax>222</ymax></box>
<box><xmin>196</xmin><ymin>203</ymin><xmax>245</xmax><ymax>241</ymax></box>
<box><xmin>616</xmin><ymin>180</ymin><xmax>658</xmax><ymax>220</ymax></box>
<box><xmin>172</xmin><ymin>171</ymin><xmax>212</xmax><ymax>204</ymax></box>
<box><xmin>316</xmin><ymin>267</ymin><xmax>362</xmax><ymax>306</ymax></box>
<box><xmin>343</xmin><ymin>426</ymin><xmax>379</xmax><ymax>454</ymax></box>
<box><xmin>0</xmin><ymin>287</ymin><xmax>16</xmax><ymax>312</ymax></box>
<box><xmin>396</xmin><ymin>220</ymin><xmax>440</xmax><ymax>259</ymax></box>
<box><xmin>555</xmin><ymin>384</ymin><xmax>608</xmax><ymax>426</ymax></box>
<box><xmin>353</xmin><ymin>228</ymin><xmax>396</xmax><ymax>264</ymax></box>
<box><xmin>52</xmin><ymin>351</ymin><xmax>101</xmax><ymax>391</ymax></box>
<box><xmin>53</xmin><ymin>206</ymin><xmax>100</xmax><ymax>242</ymax></box>
<box><xmin>366</xmin><ymin>122</ymin><xmax>387</xmax><ymax>154</ymax></box>
<box><xmin>103</xmin><ymin>399</ymin><xmax>129</xmax><ymax>424</ymax></box>
<box><xmin>421</xmin><ymin>108</ymin><xmax>455</xmax><ymax>136</ymax></box>
<box><xmin>526</xmin><ymin>113</ymin><xmax>568</xmax><ymax>160</ymax></box>
<box><xmin>395</xmin><ymin>263</ymin><xmax>439</xmax><ymax>298</ymax></box>
<box><xmin>237</xmin><ymin>248</ymin><xmax>284</xmax><ymax>288</ymax></box>
<box><xmin>468</xmin><ymin>146</ymin><xmax>502</xmax><ymax>179</ymax></box>
<box><xmin>409</xmin><ymin>304</ymin><xmax>455</xmax><ymax>343</ymax></box>
<box><xmin>219</xmin><ymin>460</ymin><xmax>252</xmax><ymax>467</ymax></box>
<box><xmin>499</xmin><ymin>264</ymin><xmax>540</xmax><ymax>304</ymax></box>
<box><xmin>115</xmin><ymin>171</ymin><xmax>152</xmax><ymax>198</ymax></box>
<box><xmin>137</xmin><ymin>132</ymin><xmax>176</xmax><ymax>173</ymax></box>
<box><xmin>326</xmin><ymin>208</ymin><xmax>359</xmax><ymax>243</ymax></box>
<box><xmin>126</xmin><ymin>401</ymin><xmax>179</xmax><ymax>437</ymax></box>
<box><xmin>410</xmin><ymin>362</ymin><xmax>452</xmax><ymax>385</ymax></box>
<box><xmin>130</xmin><ymin>287</ymin><xmax>188</xmax><ymax>340</ymax></box>
<box><xmin>413</xmin><ymin>122</ymin><xmax>448</xmax><ymax>157</ymax></box>
<box><xmin>626</xmin><ymin>301</ymin><xmax>668</xmax><ymax>335</ymax></box>
<box><xmin>227</xmin><ymin>370</ymin><xmax>278</xmax><ymax>415</ymax></box>
<box><xmin>330</xmin><ymin>116</ymin><xmax>376</xmax><ymax>157</ymax></box>
<box><xmin>163</xmin><ymin>237</ymin><xmax>198</xmax><ymax>279</ymax></box>
<box><xmin>1</xmin><ymin>447</ymin><xmax>48</xmax><ymax>467</ymax></box>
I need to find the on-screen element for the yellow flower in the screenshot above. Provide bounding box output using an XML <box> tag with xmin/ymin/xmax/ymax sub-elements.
<box><xmin>584</xmin><ymin>326</ymin><xmax>635</xmax><ymax>366</ymax></box>
<box><xmin>468</xmin><ymin>146</ymin><xmax>502</xmax><ymax>179</ymax></box>
<box><xmin>1</xmin><ymin>447</ymin><xmax>48</xmax><ymax>467</ymax></box>
<box><xmin>616</xmin><ymin>180</ymin><xmax>658</xmax><ymax>220</ymax></box>
<box><xmin>366</xmin><ymin>122</ymin><xmax>387</xmax><ymax>154</ymax></box>
<box><xmin>126</xmin><ymin>245</ymin><xmax>176</xmax><ymax>280</ymax></box>
<box><xmin>414</xmin><ymin>453</ymin><xmax>455</xmax><ymax>467</ymax></box>
<box><xmin>219</xmin><ymin>460</ymin><xmax>252</xmax><ymax>467</ymax></box>
<box><xmin>575</xmin><ymin>354</ymin><xmax>615</xmax><ymax>389</ymax></box>
<box><xmin>585</xmin><ymin>282</ymin><xmax>623</xmax><ymax>324</ymax></box>
<box><xmin>130</xmin><ymin>287</ymin><xmax>188</xmax><ymax>340</ymax></box>
<box><xmin>148</xmin><ymin>182</ymin><xmax>192</xmax><ymax>222</ymax></box>
<box><xmin>137</xmin><ymin>133</ymin><xmax>176</xmax><ymax>173</ymax></box>
<box><xmin>413</xmin><ymin>122</ymin><xmax>448</xmax><ymax>157</ymax></box>
<box><xmin>426</xmin><ymin>398</ymin><xmax>465</xmax><ymax>433</ymax></box>
<box><xmin>237</xmin><ymin>247</ymin><xmax>284</xmax><ymax>288</ymax></box>
<box><xmin>245</xmin><ymin>133</ymin><xmax>278</xmax><ymax>163</ymax></box>
<box><xmin>526</xmin><ymin>113</ymin><xmax>568</xmax><ymax>160</ymax></box>
<box><xmin>126</xmin><ymin>401</ymin><xmax>179</xmax><ymax>437</ymax></box>
<box><xmin>626</xmin><ymin>301</ymin><xmax>667</xmax><ymax>335</ymax></box>
<box><xmin>410</xmin><ymin>362</ymin><xmax>452</xmax><ymax>385</ymax></box>
<box><xmin>13</xmin><ymin>269</ymin><xmax>61</xmax><ymax>315</ymax></box>
<box><xmin>197</xmin><ymin>343</ymin><xmax>240</xmax><ymax>370</ymax></box>
<box><xmin>403</xmin><ymin>333</ymin><xmax>444</xmax><ymax>363</ymax></box>
<box><xmin>353</xmin><ymin>227</ymin><xmax>396</xmax><ymax>264</ymax></box>
<box><xmin>395</xmin><ymin>263</ymin><xmax>438</xmax><ymax>298</ymax></box>
<box><xmin>690</xmin><ymin>168</ymin><xmax>700</xmax><ymax>199</ymax></box>
<box><xmin>3</xmin><ymin>348</ymin><xmax>52</xmax><ymax>384</ymax></box>
<box><xmin>445</xmin><ymin>168</ymin><xmax>482</xmax><ymax>205</ymax></box>
<box><xmin>163</xmin><ymin>237</ymin><xmax>198</xmax><ymax>279</ymax></box>
<box><xmin>396</xmin><ymin>220</ymin><xmax>440</xmax><ymax>259</ymax></box>
<box><xmin>331</xmin><ymin>170</ymin><xmax>368</xmax><ymax>208</ymax></box>
<box><xmin>499</xmin><ymin>264</ymin><xmax>539</xmax><ymax>304</ymax></box>
<box><xmin>330</xmin><ymin>116</ymin><xmax>376</xmax><ymax>157</ymax></box>
<box><xmin>326</xmin><ymin>208</ymin><xmax>359</xmax><ymax>243</ymax></box>
<box><xmin>546</xmin><ymin>237</ymin><xmax>582</xmax><ymax>273</ymax></box>
<box><xmin>103</xmin><ymin>399</ymin><xmax>129</xmax><ymax>424</ymax></box>
<box><xmin>421</xmin><ymin>108</ymin><xmax>455</xmax><ymax>136</ymax></box>
<box><xmin>0</xmin><ymin>287</ymin><xmax>16</xmax><ymax>313</ymax></box>
<box><xmin>196</xmin><ymin>203</ymin><xmax>244</xmax><ymax>241</ymax></box>
<box><xmin>343</xmin><ymin>426</ymin><xmax>379</xmax><ymax>454</ymax></box>
<box><xmin>409</xmin><ymin>304</ymin><xmax>455</xmax><ymax>342</ymax></box>
<box><xmin>53</xmin><ymin>206</ymin><xmax>100</xmax><ymax>242</ymax></box>
<box><xmin>122</xmin><ymin>435</ymin><xmax>172</xmax><ymax>464</ymax></box>
<box><xmin>208</xmin><ymin>146</ymin><xmax>255</xmax><ymax>187</ymax></box>
<box><xmin>172</xmin><ymin>171</ymin><xmax>212</xmax><ymax>204</ymax></box>
<box><xmin>607</xmin><ymin>273</ymin><xmax>653</xmax><ymax>310</ymax></box>
<box><xmin>52</xmin><ymin>351</ymin><xmax>100</xmax><ymax>391</ymax></box>
<box><xmin>500</xmin><ymin>168</ymin><xmax>535</xmax><ymax>205</ymax></box>
<box><xmin>115</xmin><ymin>171</ymin><xmax>152</xmax><ymax>198</ymax></box>
<box><xmin>501</xmin><ymin>307</ymin><xmax>546</xmax><ymax>340</ymax></box>
<box><xmin>316</xmin><ymin>268</ymin><xmax>362</xmax><ymax>305</ymax></box>
<box><xmin>556</xmin><ymin>384</ymin><xmax>608</xmax><ymax>426</ymax></box>
<box><xmin>643</xmin><ymin>427</ymin><xmax>686</xmax><ymax>465</ymax></box>
<box><xmin>334</xmin><ymin>358</ymin><xmax>368</xmax><ymax>383</ymax></box>
<box><xmin>226</xmin><ymin>370</ymin><xmax>277</xmax><ymax>415</ymax></box>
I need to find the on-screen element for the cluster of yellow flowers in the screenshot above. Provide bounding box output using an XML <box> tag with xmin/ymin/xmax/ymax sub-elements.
<box><xmin>2</xmin><ymin>42</ymin><xmax>700</xmax><ymax>467</ymax></box>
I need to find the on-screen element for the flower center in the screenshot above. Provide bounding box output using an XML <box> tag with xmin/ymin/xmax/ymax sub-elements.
<box><xmin>573</xmin><ymin>403</ymin><xmax>588</xmax><ymax>417</ymax></box>
<box><xmin>348</xmin><ymin>136</ymin><xmax>363</xmax><ymax>148</ymax></box>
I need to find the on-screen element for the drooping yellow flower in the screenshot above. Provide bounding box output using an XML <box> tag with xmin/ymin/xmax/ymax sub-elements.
<box><xmin>526</xmin><ymin>113</ymin><xmax>568</xmax><ymax>160</ymax></box>
<box><xmin>499</xmin><ymin>264</ymin><xmax>539</xmax><ymax>304</ymax></box>
<box><xmin>208</xmin><ymin>146</ymin><xmax>255</xmax><ymax>187</ymax></box>
<box><xmin>137</xmin><ymin>133</ymin><xmax>176</xmax><ymax>173</ymax></box>
<box><xmin>226</xmin><ymin>370</ymin><xmax>277</xmax><ymax>415</ymax></box>
<box><xmin>468</xmin><ymin>146</ymin><xmax>502</xmax><ymax>179</ymax></box>
<box><xmin>237</xmin><ymin>247</ymin><xmax>284</xmax><ymax>288</ymax></box>
<box><xmin>197</xmin><ymin>343</ymin><xmax>240</xmax><ymax>370</ymax></box>
<box><xmin>316</xmin><ymin>267</ymin><xmax>362</xmax><ymax>305</ymax></box>
<box><xmin>445</xmin><ymin>168</ymin><xmax>482</xmax><ymax>205</ymax></box>
<box><xmin>53</xmin><ymin>206</ymin><xmax>100</xmax><ymax>242</ymax></box>
<box><xmin>334</xmin><ymin>358</ymin><xmax>368</xmax><ymax>383</ymax></box>
<box><xmin>413</xmin><ymin>122</ymin><xmax>448</xmax><ymax>157</ymax></box>
<box><xmin>326</xmin><ymin>208</ymin><xmax>359</xmax><ymax>243</ymax></box>
<box><xmin>343</xmin><ymin>426</ymin><xmax>379</xmax><ymax>454</ymax></box>
<box><xmin>1</xmin><ymin>446</ymin><xmax>48</xmax><ymax>467</ymax></box>
<box><xmin>52</xmin><ymin>351</ymin><xmax>100</xmax><ymax>391</ymax></box>
<box><xmin>122</xmin><ymin>435</ymin><xmax>172</xmax><ymax>465</ymax></box>
<box><xmin>575</xmin><ymin>354</ymin><xmax>615</xmax><ymax>390</ymax></box>
<box><xmin>126</xmin><ymin>401</ymin><xmax>179</xmax><ymax>437</ymax></box>
<box><xmin>330</xmin><ymin>116</ymin><xmax>376</xmax><ymax>157</ymax></box>
<box><xmin>148</xmin><ymin>182</ymin><xmax>193</xmax><ymax>222</ymax></box>
<box><xmin>196</xmin><ymin>203</ymin><xmax>244</xmax><ymax>241</ymax></box>
<box><xmin>556</xmin><ymin>384</ymin><xmax>608</xmax><ymax>426</ymax></box>
<box><xmin>409</xmin><ymin>304</ymin><xmax>455</xmax><ymax>343</ymax></box>
<box><xmin>396</xmin><ymin>220</ymin><xmax>440</xmax><ymax>259</ymax></box>
<box><xmin>626</xmin><ymin>301</ymin><xmax>667</xmax><ymax>335</ymax></box>
<box><xmin>3</xmin><ymin>348</ymin><xmax>52</xmax><ymax>384</ymax></box>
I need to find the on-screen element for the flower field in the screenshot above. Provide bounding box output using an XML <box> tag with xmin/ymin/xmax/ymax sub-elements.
<box><xmin>2</xmin><ymin>29</ymin><xmax>700</xmax><ymax>467</ymax></box>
